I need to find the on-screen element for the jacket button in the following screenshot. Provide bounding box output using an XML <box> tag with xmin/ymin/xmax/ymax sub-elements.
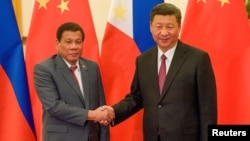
<box><xmin>158</xmin><ymin>105</ymin><xmax>162</xmax><ymax>108</ymax></box>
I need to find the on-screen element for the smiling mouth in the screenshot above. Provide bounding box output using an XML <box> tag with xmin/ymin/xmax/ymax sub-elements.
<box><xmin>161</xmin><ymin>38</ymin><xmax>169</xmax><ymax>42</ymax></box>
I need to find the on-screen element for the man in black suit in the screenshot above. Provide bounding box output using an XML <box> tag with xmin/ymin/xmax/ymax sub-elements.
<box><xmin>34</xmin><ymin>22</ymin><xmax>111</xmax><ymax>141</ymax></box>
<box><xmin>102</xmin><ymin>3</ymin><xmax>217</xmax><ymax>141</ymax></box>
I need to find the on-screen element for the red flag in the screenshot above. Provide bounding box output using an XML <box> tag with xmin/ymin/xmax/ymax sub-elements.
<box><xmin>181</xmin><ymin>0</ymin><xmax>250</xmax><ymax>124</ymax></box>
<box><xmin>26</xmin><ymin>1</ymin><xmax>99</xmax><ymax>141</ymax></box>
<box><xmin>0</xmin><ymin>0</ymin><xmax>36</xmax><ymax>140</ymax></box>
<box><xmin>101</xmin><ymin>0</ymin><xmax>163</xmax><ymax>140</ymax></box>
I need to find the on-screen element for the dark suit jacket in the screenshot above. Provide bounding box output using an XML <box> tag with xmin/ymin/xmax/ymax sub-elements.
<box><xmin>34</xmin><ymin>55</ymin><xmax>109</xmax><ymax>141</ymax></box>
<box><xmin>112</xmin><ymin>41</ymin><xmax>217</xmax><ymax>141</ymax></box>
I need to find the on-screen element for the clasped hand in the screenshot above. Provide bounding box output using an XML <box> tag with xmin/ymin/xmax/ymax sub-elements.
<box><xmin>92</xmin><ymin>106</ymin><xmax>115</xmax><ymax>126</ymax></box>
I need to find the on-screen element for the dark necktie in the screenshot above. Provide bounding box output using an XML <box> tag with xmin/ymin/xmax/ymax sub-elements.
<box><xmin>158</xmin><ymin>54</ymin><xmax>166</xmax><ymax>95</ymax></box>
<box><xmin>70</xmin><ymin>65</ymin><xmax>79</xmax><ymax>85</ymax></box>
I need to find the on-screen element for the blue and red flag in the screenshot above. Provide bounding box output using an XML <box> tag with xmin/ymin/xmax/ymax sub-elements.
<box><xmin>0</xmin><ymin>0</ymin><xmax>36</xmax><ymax>140</ymax></box>
<box><xmin>101</xmin><ymin>0</ymin><xmax>163</xmax><ymax>140</ymax></box>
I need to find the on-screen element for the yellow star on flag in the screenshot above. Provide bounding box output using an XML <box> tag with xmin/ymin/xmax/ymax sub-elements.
<box><xmin>57</xmin><ymin>0</ymin><xmax>70</xmax><ymax>14</ymax></box>
<box><xmin>218</xmin><ymin>0</ymin><xmax>230</xmax><ymax>7</ymax></box>
<box><xmin>37</xmin><ymin>0</ymin><xmax>50</xmax><ymax>9</ymax></box>
<box><xmin>113</xmin><ymin>3</ymin><xmax>127</xmax><ymax>20</ymax></box>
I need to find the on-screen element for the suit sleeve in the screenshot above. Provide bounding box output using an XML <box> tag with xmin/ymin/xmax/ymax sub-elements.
<box><xmin>197</xmin><ymin>52</ymin><xmax>217</xmax><ymax>141</ymax></box>
<box><xmin>34</xmin><ymin>63</ymin><xmax>88</xmax><ymax>126</ymax></box>
<box><xmin>112</xmin><ymin>57</ymin><xmax>143</xmax><ymax>126</ymax></box>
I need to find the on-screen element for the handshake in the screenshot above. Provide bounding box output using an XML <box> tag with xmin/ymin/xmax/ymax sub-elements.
<box><xmin>89</xmin><ymin>105</ymin><xmax>115</xmax><ymax>126</ymax></box>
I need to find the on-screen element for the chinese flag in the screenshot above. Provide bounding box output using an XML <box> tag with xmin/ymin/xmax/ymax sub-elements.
<box><xmin>0</xmin><ymin>0</ymin><xmax>36</xmax><ymax>140</ymax></box>
<box><xmin>26</xmin><ymin>1</ymin><xmax>99</xmax><ymax>141</ymax></box>
<box><xmin>181</xmin><ymin>0</ymin><xmax>250</xmax><ymax>124</ymax></box>
<box><xmin>101</xmin><ymin>0</ymin><xmax>163</xmax><ymax>140</ymax></box>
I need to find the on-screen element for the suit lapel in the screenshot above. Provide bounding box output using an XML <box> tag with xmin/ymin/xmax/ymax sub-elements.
<box><xmin>145</xmin><ymin>48</ymin><xmax>161</xmax><ymax>96</ymax></box>
<box><xmin>55</xmin><ymin>55</ymin><xmax>86</xmax><ymax>106</ymax></box>
<box><xmin>160</xmin><ymin>41</ymin><xmax>188</xmax><ymax>99</ymax></box>
<box><xmin>79</xmin><ymin>59</ymin><xmax>89</xmax><ymax>109</ymax></box>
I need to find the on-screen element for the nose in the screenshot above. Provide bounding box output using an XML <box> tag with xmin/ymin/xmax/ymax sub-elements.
<box><xmin>69</xmin><ymin>42</ymin><xmax>80</xmax><ymax>49</ymax></box>
<box><xmin>160</xmin><ymin>28</ymin><xmax>169</xmax><ymax>36</ymax></box>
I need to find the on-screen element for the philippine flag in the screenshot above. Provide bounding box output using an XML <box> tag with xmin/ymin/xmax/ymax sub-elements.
<box><xmin>101</xmin><ymin>0</ymin><xmax>163</xmax><ymax>140</ymax></box>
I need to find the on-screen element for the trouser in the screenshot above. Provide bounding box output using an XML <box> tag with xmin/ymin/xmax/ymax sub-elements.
<box><xmin>158</xmin><ymin>135</ymin><xmax>161</xmax><ymax>141</ymax></box>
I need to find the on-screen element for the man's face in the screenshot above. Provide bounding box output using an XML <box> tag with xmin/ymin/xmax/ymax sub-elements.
<box><xmin>56</xmin><ymin>31</ymin><xmax>83</xmax><ymax>65</ymax></box>
<box><xmin>150</xmin><ymin>15</ymin><xmax>181</xmax><ymax>52</ymax></box>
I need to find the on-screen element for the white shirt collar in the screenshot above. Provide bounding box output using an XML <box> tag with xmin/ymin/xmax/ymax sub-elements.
<box><xmin>63</xmin><ymin>59</ymin><xmax>80</xmax><ymax>70</ymax></box>
<box><xmin>157</xmin><ymin>43</ymin><xmax>177</xmax><ymax>63</ymax></box>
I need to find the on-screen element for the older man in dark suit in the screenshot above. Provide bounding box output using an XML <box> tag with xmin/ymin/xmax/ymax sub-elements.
<box><xmin>102</xmin><ymin>3</ymin><xmax>217</xmax><ymax>141</ymax></box>
<box><xmin>34</xmin><ymin>22</ymin><xmax>110</xmax><ymax>141</ymax></box>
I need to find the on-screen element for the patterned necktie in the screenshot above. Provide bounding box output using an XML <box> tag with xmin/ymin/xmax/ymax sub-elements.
<box><xmin>70</xmin><ymin>65</ymin><xmax>79</xmax><ymax>85</ymax></box>
<box><xmin>158</xmin><ymin>54</ymin><xmax>166</xmax><ymax>95</ymax></box>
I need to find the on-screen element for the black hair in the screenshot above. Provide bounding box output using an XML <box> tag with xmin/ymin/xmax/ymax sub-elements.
<box><xmin>56</xmin><ymin>22</ymin><xmax>85</xmax><ymax>41</ymax></box>
<box><xmin>150</xmin><ymin>3</ymin><xmax>182</xmax><ymax>25</ymax></box>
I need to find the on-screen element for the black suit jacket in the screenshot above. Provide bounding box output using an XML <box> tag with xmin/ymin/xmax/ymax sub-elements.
<box><xmin>112</xmin><ymin>40</ymin><xmax>217</xmax><ymax>141</ymax></box>
<box><xmin>34</xmin><ymin>55</ymin><xmax>109</xmax><ymax>141</ymax></box>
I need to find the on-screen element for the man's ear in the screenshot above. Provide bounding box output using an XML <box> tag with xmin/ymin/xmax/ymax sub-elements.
<box><xmin>56</xmin><ymin>39</ymin><xmax>59</xmax><ymax>51</ymax></box>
